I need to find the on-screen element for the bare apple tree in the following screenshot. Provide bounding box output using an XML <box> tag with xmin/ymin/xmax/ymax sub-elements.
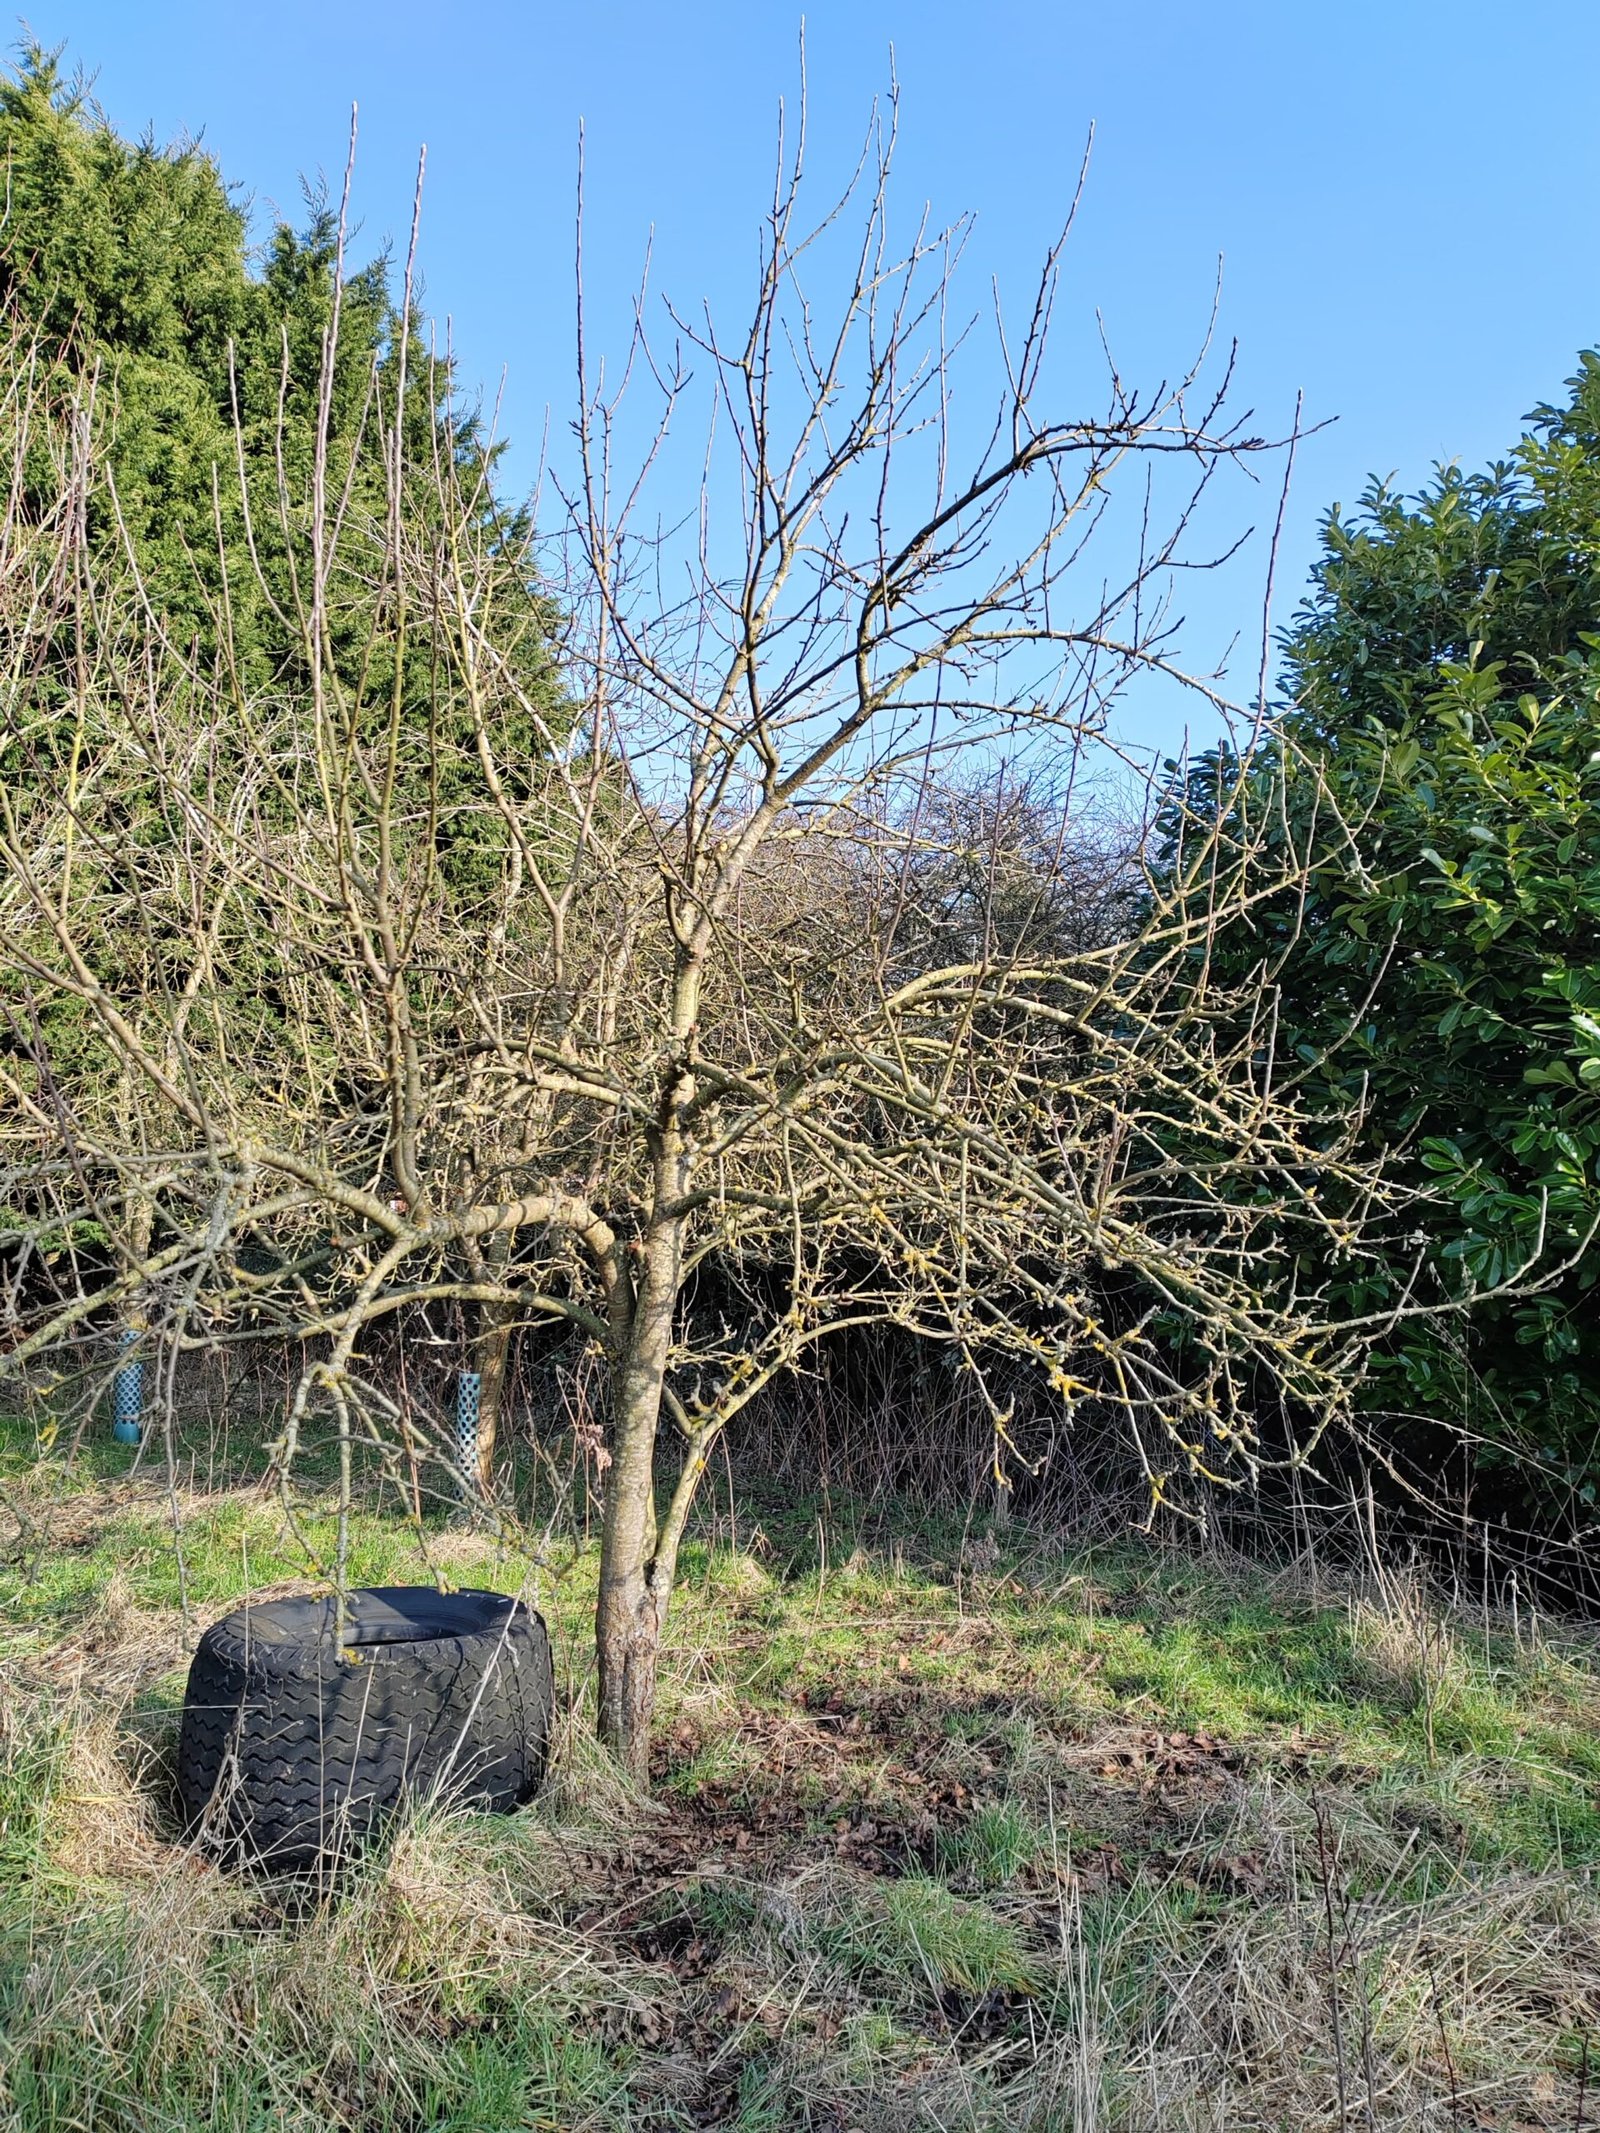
<box><xmin>1</xmin><ymin>96</ymin><xmax>1415</xmax><ymax>1777</ymax></box>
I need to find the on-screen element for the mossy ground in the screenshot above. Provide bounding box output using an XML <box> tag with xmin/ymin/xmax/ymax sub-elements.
<box><xmin>3</xmin><ymin>1411</ymin><xmax>1598</xmax><ymax>2129</ymax></box>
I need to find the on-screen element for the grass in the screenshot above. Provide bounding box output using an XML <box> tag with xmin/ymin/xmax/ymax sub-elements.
<box><xmin>4</xmin><ymin>1411</ymin><xmax>1600</xmax><ymax>2128</ymax></box>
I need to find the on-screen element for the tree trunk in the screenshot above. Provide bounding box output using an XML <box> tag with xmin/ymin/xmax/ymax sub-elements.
<box><xmin>125</xmin><ymin>1184</ymin><xmax>155</xmax><ymax>1304</ymax></box>
<box><xmin>595</xmin><ymin>974</ymin><xmax>702</xmax><ymax>1780</ymax></box>
<box><xmin>469</xmin><ymin>1293</ymin><xmax>516</xmax><ymax>1498</ymax></box>
<box><xmin>595</xmin><ymin>1219</ymin><xmax>681</xmax><ymax>1780</ymax></box>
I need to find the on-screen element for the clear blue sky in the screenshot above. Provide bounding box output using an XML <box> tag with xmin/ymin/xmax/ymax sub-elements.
<box><xmin>26</xmin><ymin>0</ymin><xmax>1600</xmax><ymax>753</ymax></box>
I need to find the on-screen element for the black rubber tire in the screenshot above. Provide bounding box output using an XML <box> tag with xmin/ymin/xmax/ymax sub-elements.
<box><xmin>176</xmin><ymin>1587</ymin><xmax>553</xmax><ymax>1871</ymax></box>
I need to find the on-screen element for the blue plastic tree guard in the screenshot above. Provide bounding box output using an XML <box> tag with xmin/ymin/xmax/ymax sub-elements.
<box><xmin>456</xmin><ymin>1370</ymin><xmax>483</xmax><ymax>1494</ymax></box>
<box><xmin>112</xmin><ymin>1328</ymin><xmax>143</xmax><ymax>1445</ymax></box>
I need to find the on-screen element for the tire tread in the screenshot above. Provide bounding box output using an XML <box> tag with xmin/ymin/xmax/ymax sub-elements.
<box><xmin>176</xmin><ymin>1588</ymin><xmax>552</xmax><ymax>1869</ymax></box>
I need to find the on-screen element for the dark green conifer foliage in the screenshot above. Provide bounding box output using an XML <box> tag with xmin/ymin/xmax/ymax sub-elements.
<box><xmin>0</xmin><ymin>43</ymin><xmax>564</xmax><ymax>899</ymax></box>
<box><xmin>0</xmin><ymin>43</ymin><xmax>568</xmax><ymax>1375</ymax></box>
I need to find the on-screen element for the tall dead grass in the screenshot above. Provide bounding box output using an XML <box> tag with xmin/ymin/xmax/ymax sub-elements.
<box><xmin>5</xmin><ymin>1536</ymin><xmax>1599</xmax><ymax>2132</ymax></box>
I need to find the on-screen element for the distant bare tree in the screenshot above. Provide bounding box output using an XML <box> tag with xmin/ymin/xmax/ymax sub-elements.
<box><xmin>0</xmin><ymin>92</ymin><xmax>1425</xmax><ymax>1777</ymax></box>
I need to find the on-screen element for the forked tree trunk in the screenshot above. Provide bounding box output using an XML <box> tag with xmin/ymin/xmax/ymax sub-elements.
<box><xmin>595</xmin><ymin>1214</ymin><xmax>684</xmax><ymax>1778</ymax></box>
<box><xmin>594</xmin><ymin>970</ymin><xmax>704</xmax><ymax>1779</ymax></box>
<box><xmin>597</xmin><ymin>1245</ymin><xmax>678</xmax><ymax>1774</ymax></box>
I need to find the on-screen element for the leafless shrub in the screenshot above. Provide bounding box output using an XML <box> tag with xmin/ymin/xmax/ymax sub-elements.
<box><xmin>0</xmin><ymin>83</ymin><xmax>1473</xmax><ymax>1773</ymax></box>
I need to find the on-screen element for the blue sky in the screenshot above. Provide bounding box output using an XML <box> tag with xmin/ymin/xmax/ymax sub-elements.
<box><xmin>27</xmin><ymin>1</ymin><xmax>1600</xmax><ymax>757</ymax></box>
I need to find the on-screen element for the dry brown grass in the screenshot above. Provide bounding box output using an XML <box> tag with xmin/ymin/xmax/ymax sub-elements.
<box><xmin>4</xmin><ymin>1456</ymin><xmax>1600</xmax><ymax>2129</ymax></box>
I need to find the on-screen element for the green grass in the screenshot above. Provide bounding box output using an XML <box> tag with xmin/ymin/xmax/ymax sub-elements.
<box><xmin>4</xmin><ymin>1410</ymin><xmax>1600</xmax><ymax>2128</ymax></box>
<box><xmin>936</xmin><ymin>1802</ymin><xmax>1043</xmax><ymax>1888</ymax></box>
